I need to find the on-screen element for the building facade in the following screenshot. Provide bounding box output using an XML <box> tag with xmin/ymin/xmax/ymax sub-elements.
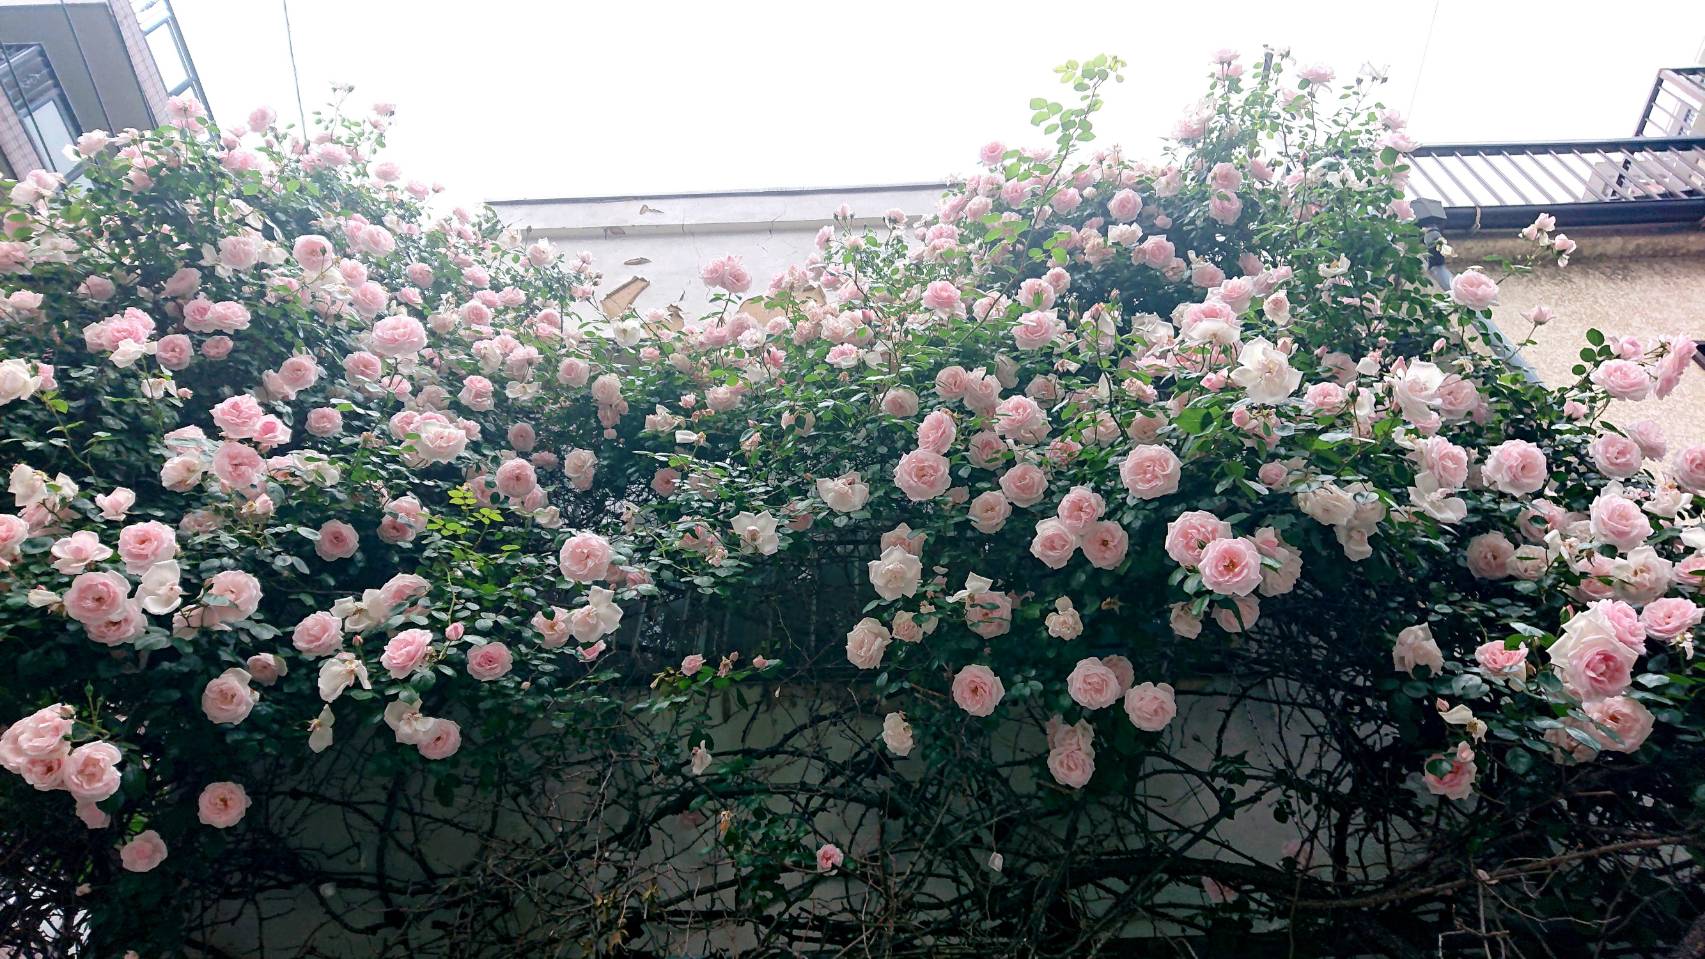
<box><xmin>0</xmin><ymin>0</ymin><xmax>204</xmax><ymax>178</ymax></box>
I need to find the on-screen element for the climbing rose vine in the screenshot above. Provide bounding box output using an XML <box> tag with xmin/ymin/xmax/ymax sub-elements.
<box><xmin>4</xmin><ymin>52</ymin><xmax>1705</xmax><ymax>956</ymax></box>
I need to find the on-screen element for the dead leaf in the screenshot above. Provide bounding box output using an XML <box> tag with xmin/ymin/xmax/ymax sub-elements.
<box><xmin>600</xmin><ymin>277</ymin><xmax>649</xmax><ymax>318</ymax></box>
<box><xmin>623</xmin><ymin>257</ymin><xmax>651</xmax><ymax>266</ymax></box>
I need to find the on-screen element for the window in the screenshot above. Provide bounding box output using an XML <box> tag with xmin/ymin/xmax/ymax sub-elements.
<box><xmin>0</xmin><ymin>44</ymin><xmax>80</xmax><ymax>174</ymax></box>
<box><xmin>133</xmin><ymin>0</ymin><xmax>208</xmax><ymax>106</ymax></box>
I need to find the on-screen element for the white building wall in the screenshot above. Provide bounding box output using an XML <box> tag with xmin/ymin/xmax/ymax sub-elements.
<box><xmin>489</xmin><ymin>183</ymin><xmax>943</xmax><ymax>314</ymax></box>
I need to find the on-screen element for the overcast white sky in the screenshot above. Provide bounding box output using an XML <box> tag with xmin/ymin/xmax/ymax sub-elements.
<box><xmin>171</xmin><ymin>0</ymin><xmax>1704</xmax><ymax>206</ymax></box>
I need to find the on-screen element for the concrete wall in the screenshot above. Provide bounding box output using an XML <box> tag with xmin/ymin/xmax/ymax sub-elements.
<box><xmin>1456</xmin><ymin>228</ymin><xmax>1705</xmax><ymax>446</ymax></box>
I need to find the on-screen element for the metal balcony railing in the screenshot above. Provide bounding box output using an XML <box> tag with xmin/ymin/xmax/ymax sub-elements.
<box><xmin>1406</xmin><ymin>137</ymin><xmax>1705</xmax><ymax>230</ymax></box>
<box><xmin>1635</xmin><ymin>67</ymin><xmax>1705</xmax><ymax>138</ymax></box>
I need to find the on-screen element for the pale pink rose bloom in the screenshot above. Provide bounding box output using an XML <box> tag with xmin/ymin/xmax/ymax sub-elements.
<box><xmin>246</xmin><ymin>653</ymin><xmax>283</xmax><ymax>685</ymax></box>
<box><xmin>1474</xmin><ymin>641</ymin><xmax>1528</xmax><ymax>675</ymax></box>
<box><xmin>999</xmin><ymin>463</ymin><xmax>1049</xmax><ymax>507</ymax></box>
<box><xmin>1065</xmin><ymin>658</ymin><xmax>1122</xmax><ymax>710</ymax></box>
<box><xmin>893</xmin><ymin>448</ymin><xmax>951</xmax><ymax>501</ymax></box>
<box><xmin>119</xmin><ymin>830</ymin><xmax>168</xmax><ymax>872</ymax></box>
<box><xmin>1627</xmin><ymin>420</ymin><xmax>1667</xmax><ymax>460</ymax></box>
<box><xmin>0</xmin><ymin>704</ymin><xmax>73</xmax><ymax>769</ymax></box>
<box><xmin>95</xmin><ymin>487</ymin><xmax>135</xmax><ymax>521</ymax></box>
<box><xmin>1482</xmin><ymin>439</ymin><xmax>1548</xmax><ymax>495</ymax></box>
<box><xmin>117</xmin><ymin>521</ymin><xmax>176</xmax><ymax>574</ymax></box>
<box><xmin>495</xmin><ymin>458</ymin><xmax>538</xmax><ymax>500</ymax></box>
<box><xmin>1642</xmin><ymin>596</ymin><xmax>1703</xmax><ymax>642</ymax></box>
<box><xmin>466</xmin><ymin>642</ymin><xmax>513</xmax><ymax>681</ymax></box>
<box><xmin>1392</xmin><ymin>624</ymin><xmax>1444</xmax><ymax>674</ymax></box>
<box><xmin>1164</xmin><ymin>511</ymin><xmax>1230</xmax><ymax>568</ymax></box>
<box><xmin>61</xmin><ymin>741</ymin><xmax>122</xmax><ymax>802</ymax></box>
<box><xmin>156</xmin><ymin>333</ymin><xmax>193</xmax><ymax>370</ymax></box>
<box><xmin>381</xmin><ymin>628</ymin><xmax>432</xmax><ymax>678</ymax></box>
<box><xmin>1465</xmin><ymin>532</ymin><xmax>1515</xmax><ymax>580</ymax></box>
<box><xmin>204</xmin><ymin>569</ymin><xmax>261</xmax><ymax>624</ymax></box>
<box><xmin>1055</xmin><ymin>486</ymin><xmax>1105</xmax><ymax>533</ymax></box>
<box><xmin>293</xmin><ymin>607</ymin><xmax>346</xmax><ymax>662</ymax></box>
<box><xmin>1550</xmin><ymin>610</ymin><xmax>1637</xmax><ymax>699</ymax></box>
<box><xmin>1080</xmin><ymin>520</ymin><xmax>1129</xmax><ymax>569</ymax></box>
<box><xmin>50</xmin><ymin>530</ymin><xmax>112</xmax><ymax>575</ymax></box>
<box><xmin>1029</xmin><ymin>517</ymin><xmax>1079</xmax><ymax>570</ymax></box>
<box><xmin>201</xmin><ymin>668</ymin><xmax>258</xmax><ymax>724</ymax></box>
<box><xmin>867</xmin><ymin>545</ymin><xmax>922</xmax><ymax>600</ymax></box>
<box><xmin>417</xmin><ymin>718</ymin><xmax>462</xmax><ymax>760</ymax></box>
<box><xmin>1583</xmin><ymin>696</ymin><xmax>1654</xmax><ymax>753</ymax></box>
<box><xmin>1199</xmin><ymin>537</ymin><xmax>1263</xmax><ymax>596</ymax></box>
<box><xmin>315</xmin><ymin>520</ymin><xmax>358</xmax><ymax>561</ymax></box>
<box><xmin>1672</xmin><ymin>444</ymin><xmax>1705</xmax><ymax>492</ymax></box>
<box><xmin>1124</xmin><ymin>682</ymin><xmax>1177</xmax><ymax>732</ymax></box>
<box><xmin>380</xmin><ymin>572</ymin><xmax>429</xmax><ymax>609</ymax></box>
<box><xmin>1589</xmin><ymin>494</ymin><xmax>1652</xmax><ymax>552</ymax></box>
<box><xmin>816</xmin><ymin>472</ymin><xmax>870</xmax><ymax>513</ymax></box>
<box><xmin>305</xmin><ymin>407</ymin><xmax>343</xmax><ymax>436</ymax></box>
<box><xmin>968</xmin><ymin>490</ymin><xmax>1012</xmax><ymax>534</ymax></box>
<box><xmin>881</xmin><ymin>388</ymin><xmax>920</xmax><ymax>417</ymax></box>
<box><xmin>558</xmin><ymin>532</ymin><xmax>613</xmax><ymax>582</ymax></box>
<box><xmin>1590</xmin><ymin>359</ymin><xmax>1651</xmax><ymax>402</ymax></box>
<box><xmin>1588</xmin><ymin>434</ymin><xmax>1643</xmax><ymax>478</ymax></box>
<box><xmin>917</xmin><ymin>409</ymin><xmax>957</xmax><ymax>454</ymax></box>
<box><xmin>845</xmin><ymin>617</ymin><xmax>891</xmax><ymax>670</ymax></box>
<box><xmin>293</xmin><ymin>234</ymin><xmax>335</xmax><ymax>272</ymax></box>
<box><xmin>1423</xmin><ymin>754</ymin><xmax>1476</xmax><ymax>800</ymax></box>
<box><xmin>64</xmin><ymin>570</ymin><xmax>130</xmax><ymax>624</ymax></box>
<box><xmin>370</xmin><ymin>314</ymin><xmax>427</xmax><ymax>358</ymax></box>
<box><xmin>1047</xmin><ymin>733</ymin><xmax>1095</xmax><ymax>789</ymax></box>
<box><xmin>816</xmin><ymin>842</ymin><xmax>844</xmax><ymax>872</ymax></box>
<box><xmin>680</xmin><ymin>653</ymin><xmax>706</xmax><ymax>675</ymax></box>
<box><xmin>951</xmin><ymin>664</ymin><xmax>1006</xmax><ymax>717</ymax></box>
<box><xmin>197</xmin><ymin>781</ymin><xmax>251</xmax><ymax>827</ymax></box>
<box><xmin>1449</xmin><ymin>270</ymin><xmax>1498</xmax><ymax>310</ymax></box>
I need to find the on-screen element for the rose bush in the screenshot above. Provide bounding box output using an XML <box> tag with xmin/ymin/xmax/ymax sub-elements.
<box><xmin>4</xmin><ymin>53</ymin><xmax>1705</xmax><ymax>956</ymax></box>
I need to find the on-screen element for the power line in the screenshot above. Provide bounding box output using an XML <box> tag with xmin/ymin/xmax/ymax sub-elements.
<box><xmin>282</xmin><ymin>0</ymin><xmax>306</xmax><ymax>131</ymax></box>
<box><xmin>1408</xmin><ymin>0</ymin><xmax>1442</xmax><ymax>119</ymax></box>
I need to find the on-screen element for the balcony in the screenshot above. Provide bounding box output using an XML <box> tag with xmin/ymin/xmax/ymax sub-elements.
<box><xmin>1409</xmin><ymin>67</ymin><xmax>1705</xmax><ymax>232</ymax></box>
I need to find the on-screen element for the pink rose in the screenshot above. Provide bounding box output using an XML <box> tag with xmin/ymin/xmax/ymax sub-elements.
<box><xmin>305</xmin><ymin>407</ymin><xmax>343</xmax><ymax>437</ymax></box>
<box><xmin>1474</xmin><ymin>641</ymin><xmax>1528</xmax><ymax>675</ymax></box>
<box><xmin>845</xmin><ymin>617</ymin><xmax>891</xmax><ymax>669</ymax></box>
<box><xmin>382</xmin><ymin>628</ymin><xmax>433</xmax><ymax>678</ymax></box>
<box><xmin>1124</xmin><ymin>682</ymin><xmax>1177</xmax><ymax>732</ymax></box>
<box><xmin>417</xmin><ymin>718</ymin><xmax>462</xmax><ymax>760</ymax></box>
<box><xmin>62</xmin><ymin>741</ymin><xmax>122</xmax><ymax>802</ymax></box>
<box><xmin>1199</xmin><ymin>537</ymin><xmax>1263</xmax><ymax>595</ymax></box>
<box><xmin>315</xmin><ymin>520</ymin><xmax>358</xmax><ymax>561</ymax></box>
<box><xmin>1465</xmin><ymin>532</ymin><xmax>1515</xmax><ymax>580</ymax></box>
<box><xmin>1029</xmin><ymin>517</ymin><xmax>1079</xmax><ymax>570</ymax></box>
<box><xmin>1164</xmin><ymin>511</ymin><xmax>1230</xmax><ymax>568</ymax></box>
<box><xmin>64</xmin><ymin>570</ymin><xmax>130</xmax><ymax>624</ymax></box>
<box><xmin>1641</xmin><ymin>596</ymin><xmax>1703</xmax><ymax>642</ymax></box>
<box><xmin>1673</xmin><ymin>445</ymin><xmax>1705</xmax><ymax>492</ymax></box>
<box><xmin>466</xmin><ymin>642</ymin><xmax>513</xmax><ymax>681</ymax></box>
<box><xmin>1588</xmin><ymin>434</ymin><xmax>1642</xmax><ymax>478</ymax></box>
<box><xmin>999</xmin><ymin>463</ymin><xmax>1049</xmax><ymax>508</ymax></box>
<box><xmin>156</xmin><ymin>333</ymin><xmax>193</xmax><ymax>370</ymax></box>
<box><xmin>967</xmin><ymin>490</ymin><xmax>1012</xmax><ymax>534</ymax></box>
<box><xmin>293</xmin><ymin>234</ymin><xmax>335</xmax><ymax>272</ymax></box>
<box><xmin>1066</xmin><ymin>658</ymin><xmax>1122</xmax><ymax>710</ymax></box>
<box><xmin>119</xmin><ymin>830</ymin><xmax>168</xmax><ymax>872</ymax></box>
<box><xmin>370</xmin><ymin>314</ymin><xmax>427</xmax><ymax>358</ymax></box>
<box><xmin>204</xmin><ymin>569</ymin><xmax>261</xmax><ymax>624</ymax></box>
<box><xmin>495</xmin><ymin>458</ymin><xmax>538</xmax><ymax>500</ymax></box>
<box><xmin>1550</xmin><ymin>609</ymin><xmax>1637</xmax><ymax>699</ymax></box>
<box><xmin>816</xmin><ymin>842</ymin><xmax>844</xmax><ymax>873</ymax></box>
<box><xmin>1120</xmin><ymin>444</ymin><xmax>1182</xmax><ymax>500</ymax></box>
<box><xmin>917</xmin><ymin>410</ymin><xmax>957</xmax><ymax>454</ymax></box>
<box><xmin>1423</xmin><ymin>754</ymin><xmax>1476</xmax><ymax>800</ymax></box>
<box><xmin>951</xmin><ymin>664</ymin><xmax>1006</xmax><ymax>717</ymax></box>
<box><xmin>1449</xmin><ymin>270</ymin><xmax>1498</xmax><ymax>310</ymax></box>
<box><xmin>197</xmin><ymin>781</ymin><xmax>250</xmax><ymax>827</ymax></box>
<box><xmin>893</xmin><ymin>448</ymin><xmax>951</xmax><ymax>501</ymax></box>
<box><xmin>1055</xmin><ymin>486</ymin><xmax>1105</xmax><ymax>533</ymax></box>
<box><xmin>1080</xmin><ymin>520</ymin><xmax>1129</xmax><ymax>569</ymax></box>
<box><xmin>1583</xmin><ymin>696</ymin><xmax>1654</xmax><ymax>753</ymax></box>
<box><xmin>559</xmin><ymin>532</ymin><xmax>613</xmax><ymax>583</ymax></box>
<box><xmin>1590</xmin><ymin>359</ymin><xmax>1651</xmax><ymax>402</ymax></box>
<box><xmin>1046</xmin><ymin>728</ymin><xmax>1095</xmax><ymax>789</ymax></box>
<box><xmin>201</xmin><ymin>668</ymin><xmax>258</xmax><ymax>724</ymax></box>
<box><xmin>1589</xmin><ymin>493</ymin><xmax>1652</xmax><ymax>552</ymax></box>
<box><xmin>1482</xmin><ymin>440</ymin><xmax>1548</xmax><ymax>495</ymax></box>
<box><xmin>881</xmin><ymin>388</ymin><xmax>920</xmax><ymax>417</ymax></box>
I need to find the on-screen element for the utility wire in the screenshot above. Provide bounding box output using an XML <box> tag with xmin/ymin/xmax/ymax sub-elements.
<box><xmin>282</xmin><ymin>0</ymin><xmax>307</xmax><ymax>131</ymax></box>
<box><xmin>1408</xmin><ymin>0</ymin><xmax>1442</xmax><ymax>120</ymax></box>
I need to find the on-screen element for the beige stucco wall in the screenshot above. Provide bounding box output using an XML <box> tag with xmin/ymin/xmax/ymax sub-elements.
<box><xmin>1454</xmin><ymin>228</ymin><xmax>1705</xmax><ymax>448</ymax></box>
